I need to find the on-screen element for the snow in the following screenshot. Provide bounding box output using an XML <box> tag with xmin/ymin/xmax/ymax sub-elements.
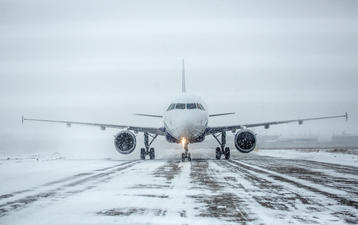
<box><xmin>0</xmin><ymin>150</ymin><xmax>358</xmax><ymax>224</ymax></box>
<box><xmin>254</xmin><ymin>149</ymin><xmax>358</xmax><ymax>167</ymax></box>
<box><xmin>0</xmin><ymin>154</ymin><xmax>120</xmax><ymax>196</ymax></box>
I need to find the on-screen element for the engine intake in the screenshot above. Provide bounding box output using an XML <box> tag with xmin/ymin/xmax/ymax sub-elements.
<box><xmin>235</xmin><ymin>129</ymin><xmax>256</xmax><ymax>153</ymax></box>
<box><xmin>114</xmin><ymin>131</ymin><xmax>136</xmax><ymax>154</ymax></box>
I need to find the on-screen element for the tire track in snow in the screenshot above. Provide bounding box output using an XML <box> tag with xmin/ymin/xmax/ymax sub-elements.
<box><xmin>0</xmin><ymin>160</ymin><xmax>140</xmax><ymax>217</ymax></box>
<box><xmin>98</xmin><ymin>160</ymin><xmax>183</xmax><ymax>219</ymax></box>
<box><xmin>223</xmin><ymin>159</ymin><xmax>358</xmax><ymax>224</ymax></box>
<box><xmin>0</xmin><ymin>163</ymin><xmax>129</xmax><ymax>203</ymax></box>
<box><xmin>241</xmin><ymin>155</ymin><xmax>358</xmax><ymax>198</ymax></box>
<box><xmin>189</xmin><ymin>160</ymin><xmax>256</xmax><ymax>224</ymax></box>
<box><xmin>215</xmin><ymin>160</ymin><xmax>322</xmax><ymax>224</ymax></box>
<box><xmin>231</xmin><ymin>160</ymin><xmax>358</xmax><ymax>210</ymax></box>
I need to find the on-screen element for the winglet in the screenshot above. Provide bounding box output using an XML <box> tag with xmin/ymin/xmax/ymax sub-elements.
<box><xmin>22</xmin><ymin>115</ymin><xmax>24</xmax><ymax>125</ymax></box>
<box><xmin>345</xmin><ymin>112</ymin><xmax>348</xmax><ymax>121</ymax></box>
<box><xmin>182</xmin><ymin>59</ymin><xmax>186</xmax><ymax>93</ymax></box>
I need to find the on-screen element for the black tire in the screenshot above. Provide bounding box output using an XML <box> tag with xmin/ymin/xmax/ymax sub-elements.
<box><xmin>215</xmin><ymin>147</ymin><xmax>221</xmax><ymax>160</ymax></box>
<box><xmin>224</xmin><ymin>147</ymin><xmax>230</xmax><ymax>160</ymax></box>
<box><xmin>149</xmin><ymin>148</ymin><xmax>155</xmax><ymax>160</ymax></box>
<box><xmin>188</xmin><ymin>153</ymin><xmax>192</xmax><ymax>161</ymax></box>
<box><xmin>181</xmin><ymin>153</ymin><xmax>185</xmax><ymax>162</ymax></box>
<box><xmin>140</xmin><ymin>148</ymin><xmax>146</xmax><ymax>160</ymax></box>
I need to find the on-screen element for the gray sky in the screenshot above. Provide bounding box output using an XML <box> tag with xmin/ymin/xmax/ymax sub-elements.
<box><xmin>0</xmin><ymin>0</ymin><xmax>357</xmax><ymax>155</ymax></box>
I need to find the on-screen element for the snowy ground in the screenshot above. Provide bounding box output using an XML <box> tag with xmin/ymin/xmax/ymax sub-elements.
<box><xmin>255</xmin><ymin>149</ymin><xmax>358</xmax><ymax>167</ymax></box>
<box><xmin>1</xmin><ymin>151</ymin><xmax>358</xmax><ymax>225</ymax></box>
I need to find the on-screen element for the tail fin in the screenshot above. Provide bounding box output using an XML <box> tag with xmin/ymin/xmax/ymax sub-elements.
<box><xmin>182</xmin><ymin>59</ymin><xmax>186</xmax><ymax>93</ymax></box>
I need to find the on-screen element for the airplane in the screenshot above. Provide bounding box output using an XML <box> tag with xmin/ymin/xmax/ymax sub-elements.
<box><xmin>22</xmin><ymin>60</ymin><xmax>349</xmax><ymax>161</ymax></box>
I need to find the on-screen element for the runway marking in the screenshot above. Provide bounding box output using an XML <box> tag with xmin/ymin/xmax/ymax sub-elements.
<box><xmin>0</xmin><ymin>160</ymin><xmax>140</xmax><ymax>217</ymax></box>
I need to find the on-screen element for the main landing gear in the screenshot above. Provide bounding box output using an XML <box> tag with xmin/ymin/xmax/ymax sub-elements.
<box><xmin>212</xmin><ymin>131</ymin><xmax>230</xmax><ymax>160</ymax></box>
<box><xmin>181</xmin><ymin>142</ymin><xmax>191</xmax><ymax>162</ymax></box>
<box><xmin>140</xmin><ymin>132</ymin><xmax>158</xmax><ymax>160</ymax></box>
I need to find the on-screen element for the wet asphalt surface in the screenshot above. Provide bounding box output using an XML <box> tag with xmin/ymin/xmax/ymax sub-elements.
<box><xmin>1</xmin><ymin>154</ymin><xmax>358</xmax><ymax>225</ymax></box>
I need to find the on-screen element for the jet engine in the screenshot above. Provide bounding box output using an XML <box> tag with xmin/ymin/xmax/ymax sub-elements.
<box><xmin>234</xmin><ymin>129</ymin><xmax>256</xmax><ymax>153</ymax></box>
<box><xmin>114</xmin><ymin>131</ymin><xmax>136</xmax><ymax>154</ymax></box>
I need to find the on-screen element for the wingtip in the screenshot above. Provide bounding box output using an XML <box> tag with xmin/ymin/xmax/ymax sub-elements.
<box><xmin>21</xmin><ymin>115</ymin><xmax>24</xmax><ymax>125</ymax></box>
<box><xmin>345</xmin><ymin>112</ymin><xmax>348</xmax><ymax>121</ymax></box>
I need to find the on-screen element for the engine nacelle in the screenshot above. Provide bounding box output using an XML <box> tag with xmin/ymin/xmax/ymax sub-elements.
<box><xmin>114</xmin><ymin>131</ymin><xmax>136</xmax><ymax>154</ymax></box>
<box><xmin>235</xmin><ymin>129</ymin><xmax>256</xmax><ymax>153</ymax></box>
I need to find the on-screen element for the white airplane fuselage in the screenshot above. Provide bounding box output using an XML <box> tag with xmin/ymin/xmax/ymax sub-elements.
<box><xmin>163</xmin><ymin>94</ymin><xmax>209</xmax><ymax>143</ymax></box>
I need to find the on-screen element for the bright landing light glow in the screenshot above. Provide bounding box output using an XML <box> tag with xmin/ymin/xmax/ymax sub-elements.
<box><xmin>181</xmin><ymin>138</ymin><xmax>187</xmax><ymax>146</ymax></box>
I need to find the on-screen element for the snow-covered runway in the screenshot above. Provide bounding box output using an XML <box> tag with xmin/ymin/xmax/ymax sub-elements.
<box><xmin>1</xmin><ymin>153</ymin><xmax>358</xmax><ymax>225</ymax></box>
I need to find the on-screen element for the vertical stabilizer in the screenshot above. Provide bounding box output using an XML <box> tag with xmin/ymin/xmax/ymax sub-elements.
<box><xmin>182</xmin><ymin>59</ymin><xmax>186</xmax><ymax>93</ymax></box>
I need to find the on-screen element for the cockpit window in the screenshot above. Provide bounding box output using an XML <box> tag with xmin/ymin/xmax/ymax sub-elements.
<box><xmin>197</xmin><ymin>103</ymin><xmax>205</xmax><ymax>111</ymax></box>
<box><xmin>167</xmin><ymin>104</ymin><xmax>175</xmax><ymax>111</ymax></box>
<box><xmin>187</xmin><ymin>103</ymin><xmax>197</xmax><ymax>109</ymax></box>
<box><xmin>175</xmin><ymin>103</ymin><xmax>186</xmax><ymax>109</ymax></box>
<box><xmin>168</xmin><ymin>103</ymin><xmax>202</xmax><ymax>110</ymax></box>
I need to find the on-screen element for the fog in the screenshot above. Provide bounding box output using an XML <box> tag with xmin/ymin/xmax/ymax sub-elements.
<box><xmin>0</xmin><ymin>0</ymin><xmax>357</xmax><ymax>157</ymax></box>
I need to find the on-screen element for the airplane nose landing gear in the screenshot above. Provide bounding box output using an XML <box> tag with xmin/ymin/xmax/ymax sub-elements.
<box><xmin>182</xmin><ymin>150</ymin><xmax>191</xmax><ymax>162</ymax></box>
<box><xmin>181</xmin><ymin>141</ymin><xmax>191</xmax><ymax>162</ymax></box>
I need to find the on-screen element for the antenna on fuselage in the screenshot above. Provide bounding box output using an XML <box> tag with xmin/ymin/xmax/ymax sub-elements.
<box><xmin>182</xmin><ymin>59</ymin><xmax>186</xmax><ymax>93</ymax></box>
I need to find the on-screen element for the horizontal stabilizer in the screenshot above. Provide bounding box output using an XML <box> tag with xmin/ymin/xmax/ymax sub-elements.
<box><xmin>209</xmin><ymin>112</ymin><xmax>235</xmax><ymax>117</ymax></box>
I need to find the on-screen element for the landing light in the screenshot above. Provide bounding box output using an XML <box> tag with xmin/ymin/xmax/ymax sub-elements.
<box><xmin>181</xmin><ymin>138</ymin><xmax>187</xmax><ymax>146</ymax></box>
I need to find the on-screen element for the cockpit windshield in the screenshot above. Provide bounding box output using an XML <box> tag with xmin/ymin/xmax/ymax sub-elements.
<box><xmin>187</xmin><ymin>103</ymin><xmax>197</xmax><ymax>109</ymax></box>
<box><xmin>175</xmin><ymin>103</ymin><xmax>186</xmax><ymax>109</ymax></box>
<box><xmin>197</xmin><ymin>103</ymin><xmax>205</xmax><ymax>111</ymax></box>
<box><xmin>167</xmin><ymin>103</ymin><xmax>205</xmax><ymax>111</ymax></box>
<box><xmin>167</xmin><ymin>104</ymin><xmax>175</xmax><ymax>111</ymax></box>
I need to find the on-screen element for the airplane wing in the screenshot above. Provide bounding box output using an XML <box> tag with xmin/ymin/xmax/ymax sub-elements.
<box><xmin>206</xmin><ymin>112</ymin><xmax>348</xmax><ymax>135</ymax></box>
<box><xmin>22</xmin><ymin>116</ymin><xmax>165</xmax><ymax>136</ymax></box>
<box><xmin>133</xmin><ymin>113</ymin><xmax>163</xmax><ymax>118</ymax></box>
<box><xmin>209</xmin><ymin>112</ymin><xmax>235</xmax><ymax>117</ymax></box>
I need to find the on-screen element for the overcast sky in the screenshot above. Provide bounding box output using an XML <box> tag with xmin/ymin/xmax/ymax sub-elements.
<box><xmin>0</xmin><ymin>0</ymin><xmax>357</xmax><ymax>155</ymax></box>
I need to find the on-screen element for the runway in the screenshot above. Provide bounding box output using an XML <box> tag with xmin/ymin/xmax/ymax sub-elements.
<box><xmin>0</xmin><ymin>153</ymin><xmax>358</xmax><ymax>225</ymax></box>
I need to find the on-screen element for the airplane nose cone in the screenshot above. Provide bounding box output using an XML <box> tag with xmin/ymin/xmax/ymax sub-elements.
<box><xmin>171</xmin><ymin>117</ymin><xmax>204</xmax><ymax>140</ymax></box>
